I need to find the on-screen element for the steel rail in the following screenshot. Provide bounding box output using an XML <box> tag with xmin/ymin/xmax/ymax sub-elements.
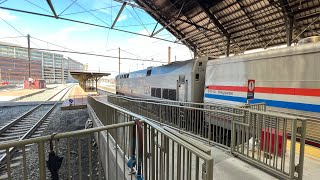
<box><xmin>0</xmin><ymin>85</ymin><xmax>73</xmax><ymax>165</ymax></box>
<box><xmin>0</xmin><ymin>85</ymin><xmax>72</xmax><ymax>135</ymax></box>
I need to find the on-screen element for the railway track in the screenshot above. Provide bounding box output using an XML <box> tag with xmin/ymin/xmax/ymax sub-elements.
<box><xmin>0</xmin><ymin>85</ymin><xmax>73</xmax><ymax>175</ymax></box>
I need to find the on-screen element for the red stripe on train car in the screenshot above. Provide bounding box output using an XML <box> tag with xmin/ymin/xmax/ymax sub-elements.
<box><xmin>207</xmin><ymin>85</ymin><xmax>320</xmax><ymax>97</ymax></box>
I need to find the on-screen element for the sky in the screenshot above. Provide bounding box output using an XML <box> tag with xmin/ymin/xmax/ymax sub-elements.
<box><xmin>0</xmin><ymin>0</ymin><xmax>193</xmax><ymax>77</ymax></box>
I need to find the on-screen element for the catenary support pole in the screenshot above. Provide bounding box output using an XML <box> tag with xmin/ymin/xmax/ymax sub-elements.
<box><xmin>27</xmin><ymin>34</ymin><xmax>31</xmax><ymax>88</ymax></box>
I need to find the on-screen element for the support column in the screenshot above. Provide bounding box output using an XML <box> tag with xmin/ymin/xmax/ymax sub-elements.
<box><xmin>193</xmin><ymin>48</ymin><xmax>197</xmax><ymax>59</ymax></box>
<box><xmin>286</xmin><ymin>16</ymin><xmax>294</xmax><ymax>46</ymax></box>
<box><xmin>226</xmin><ymin>36</ymin><xmax>231</xmax><ymax>57</ymax></box>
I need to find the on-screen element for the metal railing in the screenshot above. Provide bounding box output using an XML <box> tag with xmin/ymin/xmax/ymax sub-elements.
<box><xmin>238</xmin><ymin>102</ymin><xmax>267</xmax><ymax>111</ymax></box>
<box><xmin>106</xmin><ymin>95</ymin><xmax>245</xmax><ymax>149</ymax></box>
<box><xmin>88</xmin><ymin>96</ymin><xmax>214</xmax><ymax>180</ymax></box>
<box><xmin>101</xmin><ymin>94</ymin><xmax>307</xmax><ymax>180</ymax></box>
<box><xmin>0</xmin><ymin>96</ymin><xmax>214</xmax><ymax>180</ymax></box>
<box><xmin>231</xmin><ymin>110</ymin><xmax>307</xmax><ymax>179</ymax></box>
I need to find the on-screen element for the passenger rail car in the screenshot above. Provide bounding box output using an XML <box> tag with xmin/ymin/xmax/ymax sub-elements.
<box><xmin>115</xmin><ymin>38</ymin><xmax>320</xmax><ymax>147</ymax></box>
<box><xmin>204</xmin><ymin>40</ymin><xmax>320</xmax><ymax>114</ymax></box>
<box><xmin>116</xmin><ymin>57</ymin><xmax>209</xmax><ymax>103</ymax></box>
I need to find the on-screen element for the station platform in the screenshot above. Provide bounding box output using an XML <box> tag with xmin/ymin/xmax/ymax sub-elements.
<box><xmin>0</xmin><ymin>88</ymin><xmax>45</xmax><ymax>102</ymax></box>
<box><xmin>61</xmin><ymin>85</ymin><xmax>95</xmax><ymax>110</ymax></box>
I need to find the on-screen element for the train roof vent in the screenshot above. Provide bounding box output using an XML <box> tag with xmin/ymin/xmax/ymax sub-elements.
<box><xmin>298</xmin><ymin>36</ymin><xmax>320</xmax><ymax>45</ymax></box>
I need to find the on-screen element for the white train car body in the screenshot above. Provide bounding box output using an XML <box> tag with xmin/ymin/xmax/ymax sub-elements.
<box><xmin>204</xmin><ymin>42</ymin><xmax>320</xmax><ymax>113</ymax></box>
<box><xmin>116</xmin><ymin>57</ymin><xmax>208</xmax><ymax>103</ymax></box>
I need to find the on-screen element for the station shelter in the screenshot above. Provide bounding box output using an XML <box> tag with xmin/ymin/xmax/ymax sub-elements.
<box><xmin>70</xmin><ymin>71</ymin><xmax>110</xmax><ymax>92</ymax></box>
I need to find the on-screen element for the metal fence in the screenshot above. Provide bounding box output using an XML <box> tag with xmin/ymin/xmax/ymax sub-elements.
<box><xmin>0</xmin><ymin>96</ymin><xmax>214</xmax><ymax>180</ymax></box>
<box><xmin>88</xmin><ymin>96</ymin><xmax>214</xmax><ymax>180</ymax></box>
<box><xmin>103</xmin><ymin>94</ymin><xmax>307</xmax><ymax>180</ymax></box>
<box><xmin>238</xmin><ymin>102</ymin><xmax>267</xmax><ymax>111</ymax></box>
<box><xmin>232</xmin><ymin>110</ymin><xmax>307</xmax><ymax>179</ymax></box>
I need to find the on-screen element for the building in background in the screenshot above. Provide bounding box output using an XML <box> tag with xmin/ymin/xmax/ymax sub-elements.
<box><xmin>0</xmin><ymin>42</ymin><xmax>84</xmax><ymax>84</ymax></box>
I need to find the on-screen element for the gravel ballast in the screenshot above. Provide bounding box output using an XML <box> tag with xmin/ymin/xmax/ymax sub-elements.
<box><xmin>0</xmin><ymin>105</ymin><xmax>35</xmax><ymax>127</ymax></box>
<box><xmin>9</xmin><ymin>107</ymin><xmax>104</xmax><ymax>179</ymax></box>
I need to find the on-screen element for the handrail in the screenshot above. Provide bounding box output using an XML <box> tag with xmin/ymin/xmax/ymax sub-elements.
<box><xmin>0</xmin><ymin>121</ymin><xmax>136</xmax><ymax>149</ymax></box>
<box><xmin>107</xmin><ymin>95</ymin><xmax>245</xmax><ymax>117</ymax></box>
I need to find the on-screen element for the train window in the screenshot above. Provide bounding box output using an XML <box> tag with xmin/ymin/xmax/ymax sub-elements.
<box><xmin>151</xmin><ymin>88</ymin><xmax>156</xmax><ymax>97</ymax></box>
<box><xmin>156</xmin><ymin>88</ymin><xmax>161</xmax><ymax>98</ymax></box>
<box><xmin>199</xmin><ymin>62</ymin><xmax>202</xmax><ymax>66</ymax></box>
<box><xmin>146</xmin><ymin>69</ymin><xmax>152</xmax><ymax>76</ymax></box>
<box><xmin>195</xmin><ymin>73</ymin><xmax>199</xmax><ymax>81</ymax></box>
<box><xmin>162</xmin><ymin>89</ymin><xmax>169</xmax><ymax>99</ymax></box>
<box><xmin>168</xmin><ymin>89</ymin><xmax>177</xmax><ymax>100</ymax></box>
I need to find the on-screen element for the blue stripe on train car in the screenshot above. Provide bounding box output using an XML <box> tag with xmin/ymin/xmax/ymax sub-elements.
<box><xmin>204</xmin><ymin>93</ymin><xmax>320</xmax><ymax>113</ymax></box>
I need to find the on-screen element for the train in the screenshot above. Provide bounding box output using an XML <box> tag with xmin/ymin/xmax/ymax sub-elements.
<box><xmin>116</xmin><ymin>37</ymin><xmax>320</xmax><ymax>115</ymax></box>
<box><xmin>116</xmin><ymin>56</ymin><xmax>210</xmax><ymax>103</ymax></box>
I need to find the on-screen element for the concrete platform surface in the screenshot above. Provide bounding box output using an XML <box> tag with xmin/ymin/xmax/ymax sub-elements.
<box><xmin>0</xmin><ymin>89</ymin><xmax>45</xmax><ymax>101</ymax></box>
<box><xmin>61</xmin><ymin>85</ymin><xmax>89</xmax><ymax>110</ymax></box>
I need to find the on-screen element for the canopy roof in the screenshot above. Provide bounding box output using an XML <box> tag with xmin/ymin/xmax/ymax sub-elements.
<box><xmin>134</xmin><ymin>0</ymin><xmax>320</xmax><ymax>56</ymax></box>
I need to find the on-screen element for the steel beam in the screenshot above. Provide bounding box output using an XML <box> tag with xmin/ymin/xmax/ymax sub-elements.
<box><xmin>196</xmin><ymin>0</ymin><xmax>229</xmax><ymax>36</ymax></box>
<box><xmin>46</xmin><ymin>0</ymin><xmax>58</xmax><ymax>18</ymax></box>
<box><xmin>276</xmin><ymin>0</ymin><xmax>294</xmax><ymax>46</ymax></box>
<box><xmin>0</xmin><ymin>6</ymin><xmax>182</xmax><ymax>44</ymax></box>
<box><xmin>151</xmin><ymin>1</ymin><xmax>185</xmax><ymax>37</ymax></box>
<box><xmin>226</xmin><ymin>37</ymin><xmax>230</xmax><ymax>57</ymax></box>
<box><xmin>134</xmin><ymin>0</ymin><xmax>197</xmax><ymax>51</ymax></box>
<box><xmin>111</xmin><ymin>2</ymin><xmax>127</xmax><ymax>29</ymax></box>
<box><xmin>236</xmin><ymin>0</ymin><xmax>268</xmax><ymax>46</ymax></box>
<box><xmin>286</xmin><ymin>16</ymin><xmax>293</xmax><ymax>46</ymax></box>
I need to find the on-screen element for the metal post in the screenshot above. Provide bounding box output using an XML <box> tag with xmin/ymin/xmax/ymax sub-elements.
<box><xmin>193</xmin><ymin>48</ymin><xmax>197</xmax><ymax>59</ymax></box>
<box><xmin>289</xmin><ymin>119</ymin><xmax>297</xmax><ymax>179</ymax></box>
<box><xmin>38</xmin><ymin>142</ymin><xmax>46</xmax><ymax>179</ymax></box>
<box><xmin>226</xmin><ymin>36</ymin><xmax>230</xmax><ymax>57</ymax></box>
<box><xmin>297</xmin><ymin>120</ymin><xmax>307</xmax><ymax>180</ymax></box>
<box><xmin>27</xmin><ymin>34</ymin><xmax>31</xmax><ymax>88</ymax></box>
<box><xmin>118</xmin><ymin>47</ymin><xmax>120</xmax><ymax>74</ymax></box>
<box><xmin>286</xmin><ymin>16</ymin><xmax>293</xmax><ymax>46</ymax></box>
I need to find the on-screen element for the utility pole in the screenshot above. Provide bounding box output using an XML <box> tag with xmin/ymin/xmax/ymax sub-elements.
<box><xmin>118</xmin><ymin>47</ymin><xmax>120</xmax><ymax>74</ymax></box>
<box><xmin>27</xmin><ymin>34</ymin><xmax>31</xmax><ymax>88</ymax></box>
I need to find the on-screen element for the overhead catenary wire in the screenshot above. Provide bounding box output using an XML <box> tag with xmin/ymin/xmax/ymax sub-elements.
<box><xmin>24</xmin><ymin>0</ymin><xmax>51</xmax><ymax>14</ymax></box>
<box><xmin>0</xmin><ymin>0</ymin><xmax>7</xmax><ymax>4</ymax></box>
<box><xmin>0</xmin><ymin>6</ymin><xmax>184</xmax><ymax>44</ymax></box>
<box><xmin>58</xmin><ymin>0</ymin><xmax>78</xmax><ymax>16</ymax></box>
<box><xmin>0</xmin><ymin>43</ymin><xmax>165</xmax><ymax>63</ymax></box>
<box><xmin>60</xmin><ymin>4</ymin><xmax>122</xmax><ymax>17</ymax></box>
<box><xmin>0</xmin><ymin>35</ymin><xmax>26</xmax><ymax>39</ymax></box>
<box><xmin>0</xmin><ymin>16</ymin><xmax>40</xmax><ymax>48</ymax></box>
<box><xmin>72</xmin><ymin>0</ymin><xmax>110</xmax><ymax>26</ymax></box>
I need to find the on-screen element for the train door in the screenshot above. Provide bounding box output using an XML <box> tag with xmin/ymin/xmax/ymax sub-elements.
<box><xmin>177</xmin><ymin>75</ymin><xmax>188</xmax><ymax>101</ymax></box>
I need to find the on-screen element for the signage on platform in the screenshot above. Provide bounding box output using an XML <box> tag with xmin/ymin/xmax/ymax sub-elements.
<box><xmin>247</xmin><ymin>80</ymin><xmax>255</xmax><ymax>100</ymax></box>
